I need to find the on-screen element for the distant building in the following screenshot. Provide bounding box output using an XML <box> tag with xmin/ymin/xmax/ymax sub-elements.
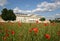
<box><xmin>15</xmin><ymin>14</ymin><xmax>41</xmax><ymax>23</ymax></box>
<box><xmin>55</xmin><ymin>18</ymin><xmax>60</xmax><ymax>20</ymax></box>
<box><xmin>0</xmin><ymin>13</ymin><xmax>50</xmax><ymax>23</ymax></box>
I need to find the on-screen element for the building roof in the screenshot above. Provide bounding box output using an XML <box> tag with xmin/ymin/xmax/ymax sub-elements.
<box><xmin>15</xmin><ymin>13</ymin><xmax>42</xmax><ymax>18</ymax></box>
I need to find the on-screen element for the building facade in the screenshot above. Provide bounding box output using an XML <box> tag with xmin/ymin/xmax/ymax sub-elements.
<box><xmin>15</xmin><ymin>14</ymin><xmax>41</xmax><ymax>23</ymax></box>
<box><xmin>0</xmin><ymin>14</ymin><xmax>50</xmax><ymax>23</ymax></box>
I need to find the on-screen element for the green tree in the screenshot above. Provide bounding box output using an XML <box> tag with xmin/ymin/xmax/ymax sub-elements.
<box><xmin>1</xmin><ymin>8</ymin><xmax>16</xmax><ymax>21</ymax></box>
<box><xmin>40</xmin><ymin>17</ymin><xmax>45</xmax><ymax>21</ymax></box>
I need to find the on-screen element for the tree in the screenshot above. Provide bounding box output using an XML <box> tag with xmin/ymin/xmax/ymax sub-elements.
<box><xmin>40</xmin><ymin>17</ymin><xmax>45</xmax><ymax>21</ymax></box>
<box><xmin>1</xmin><ymin>8</ymin><xmax>16</xmax><ymax>21</ymax></box>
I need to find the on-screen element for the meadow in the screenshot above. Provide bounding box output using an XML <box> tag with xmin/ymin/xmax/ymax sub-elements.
<box><xmin>0</xmin><ymin>22</ymin><xmax>60</xmax><ymax>41</ymax></box>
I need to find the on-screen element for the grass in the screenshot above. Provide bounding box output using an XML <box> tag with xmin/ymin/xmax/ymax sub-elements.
<box><xmin>0</xmin><ymin>22</ymin><xmax>60</xmax><ymax>41</ymax></box>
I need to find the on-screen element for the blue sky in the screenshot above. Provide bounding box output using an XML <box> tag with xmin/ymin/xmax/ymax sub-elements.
<box><xmin>0</xmin><ymin>0</ymin><xmax>60</xmax><ymax>20</ymax></box>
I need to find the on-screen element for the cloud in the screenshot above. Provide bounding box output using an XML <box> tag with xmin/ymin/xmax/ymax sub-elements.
<box><xmin>13</xmin><ymin>7</ymin><xmax>32</xmax><ymax>13</ymax></box>
<box><xmin>13</xmin><ymin>1</ymin><xmax>60</xmax><ymax>13</ymax></box>
<box><xmin>55</xmin><ymin>13</ymin><xmax>60</xmax><ymax>18</ymax></box>
<box><xmin>56</xmin><ymin>14</ymin><xmax>60</xmax><ymax>15</ymax></box>
<box><xmin>32</xmin><ymin>8</ymin><xmax>48</xmax><ymax>12</ymax></box>
<box><xmin>32</xmin><ymin>1</ymin><xmax>60</xmax><ymax>12</ymax></box>
<box><xmin>55</xmin><ymin>0</ymin><xmax>60</xmax><ymax>2</ymax></box>
<box><xmin>0</xmin><ymin>0</ymin><xmax>7</xmax><ymax>6</ymax></box>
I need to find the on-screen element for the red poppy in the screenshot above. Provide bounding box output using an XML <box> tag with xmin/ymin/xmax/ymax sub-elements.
<box><xmin>57</xmin><ymin>31</ymin><xmax>60</xmax><ymax>36</ymax></box>
<box><xmin>51</xmin><ymin>22</ymin><xmax>56</xmax><ymax>26</ymax></box>
<box><xmin>2</xmin><ymin>36</ymin><xmax>7</xmax><ymax>40</ymax></box>
<box><xmin>29</xmin><ymin>28</ymin><xmax>38</xmax><ymax>34</ymax></box>
<box><xmin>45</xmin><ymin>34</ymin><xmax>50</xmax><ymax>40</ymax></box>
<box><xmin>36</xmin><ymin>20</ymin><xmax>39</xmax><ymax>24</ymax></box>
<box><xmin>33</xmin><ymin>28</ymin><xmax>38</xmax><ymax>33</ymax></box>
<box><xmin>18</xmin><ymin>21</ymin><xmax>21</xmax><ymax>26</ymax></box>
<box><xmin>44</xmin><ymin>23</ymin><xmax>48</xmax><ymax>26</ymax></box>
<box><xmin>5</xmin><ymin>33</ymin><xmax>9</xmax><ymax>37</ymax></box>
<box><xmin>11</xmin><ymin>30</ymin><xmax>15</xmax><ymax>35</ymax></box>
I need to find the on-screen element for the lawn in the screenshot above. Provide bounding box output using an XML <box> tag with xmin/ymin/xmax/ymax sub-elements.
<box><xmin>0</xmin><ymin>22</ymin><xmax>60</xmax><ymax>41</ymax></box>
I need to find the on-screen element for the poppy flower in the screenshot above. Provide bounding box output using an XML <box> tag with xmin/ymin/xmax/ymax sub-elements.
<box><xmin>44</xmin><ymin>23</ymin><xmax>48</xmax><ymax>26</ymax></box>
<box><xmin>36</xmin><ymin>20</ymin><xmax>39</xmax><ymax>24</ymax></box>
<box><xmin>57</xmin><ymin>31</ymin><xmax>60</xmax><ymax>36</ymax></box>
<box><xmin>18</xmin><ymin>21</ymin><xmax>21</xmax><ymax>26</ymax></box>
<box><xmin>51</xmin><ymin>22</ymin><xmax>56</xmax><ymax>26</ymax></box>
<box><xmin>45</xmin><ymin>34</ymin><xmax>50</xmax><ymax>40</ymax></box>
<box><xmin>33</xmin><ymin>28</ymin><xmax>38</xmax><ymax>33</ymax></box>
<box><xmin>5</xmin><ymin>33</ymin><xmax>9</xmax><ymax>37</ymax></box>
<box><xmin>2</xmin><ymin>36</ymin><xmax>7</xmax><ymax>40</ymax></box>
<box><xmin>29</xmin><ymin>28</ymin><xmax>38</xmax><ymax>34</ymax></box>
<box><xmin>11</xmin><ymin>30</ymin><xmax>15</xmax><ymax>35</ymax></box>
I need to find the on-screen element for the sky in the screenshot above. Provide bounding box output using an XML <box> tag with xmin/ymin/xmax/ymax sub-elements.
<box><xmin>0</xmin><ymin>0</ymin><xmax>60</xmax><ymax>20</ymax></box>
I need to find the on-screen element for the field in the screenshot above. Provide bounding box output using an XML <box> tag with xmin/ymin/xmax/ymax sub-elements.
<box><xmin>0</xmin><ymin>22</ymin><xmax>60</xmax><ymax>41</ymax></box>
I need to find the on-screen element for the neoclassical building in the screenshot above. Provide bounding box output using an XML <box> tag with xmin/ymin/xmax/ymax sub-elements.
<box><xmin>15</xmin><ymin>13</ymin><xmax>41</xmax><ymax>23</ymax></box>
<box><xmin>0</xmin><ymin>13</ymin><xmax>50</xmax><ymax>23</ymax></box>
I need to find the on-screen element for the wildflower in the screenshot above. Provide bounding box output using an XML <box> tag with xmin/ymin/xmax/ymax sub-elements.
<box><xmin>11</xmin><ymin>30</ymin><xmax>15</xmax><ymax>35</ymax></box>
<box><xmin>51</xmin><ymin>22</ymin><xmax>56</xmax><ymax>26</ymax></box>
<box><xmin>29</xmin><ymin>28</ymin><xmax>38</xmax><ymax>34</ymax></box>
<box><xmin>57</xmin><ymin>31</ymin><xmax>60</xmax><ymax>36</ymax></box>
<box><xmin>33</xmin><ymin>28</ymin><xmax>38</xmax><ymax>33</ymax></box>
<box><xmin>36</xmin><ymin>20</ymin><xmax>39</xmax><ymax>24</ymax></box>
<box><xmin>5</xmin><ymin>33</ymin><xmax>9</xmax><ymax>37</ymax></box>
<box><xmin>44</xmin><ymin>23</ymin><xmax>48</xmax><ymax>26</ymax></box>
<box><xmin>45</xmin><ymin>34</ymin><xmax>50</xmax><ymax>40</ymax></box>
<box><xmin>2</xmin><ymin>36</ymin><xmax>7</xmax><ymax>40</ymax></box>
<box><xmin>18</xmin><ymin>21</ymin><xmax>21</xmax><ymax>26</ymax></box>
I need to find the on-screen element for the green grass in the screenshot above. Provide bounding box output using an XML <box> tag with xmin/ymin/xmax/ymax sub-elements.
<box><xmin>0</xmin><ymin>22</ymin><xmax>60</xmax><ymax>41</ymax></box>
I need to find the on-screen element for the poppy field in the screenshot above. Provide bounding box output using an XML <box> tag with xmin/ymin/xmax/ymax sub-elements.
<box><xmin>0</xmin><ymin>22</ymin><xmax>60</xmax><ymax>41</ymax></box>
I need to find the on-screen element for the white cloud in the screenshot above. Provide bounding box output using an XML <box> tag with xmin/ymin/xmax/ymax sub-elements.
<box><xmin>13</xmin><ymin>1</ymin><xmax>60</xmax><ymax>13</ymax></box>
<box><xmin>55</xmin><ymin>13</ymin><xmax>60</xmax><ymax>18</ymax></box>
<box><xmin>56</xmin><ymin>14</ymin><xmax>60</xmax><ymax>15</ymax></box>
<box><xmin>13</xmin><ymin>7</ymin><xmax>32</xmax><ymax>13</ymax></box>
<box><xmin>25</xmin><ymin>10</ymin><xmax>31</xmax><ymax>13</ymax></box>
<box><xmin>32</xmin><ymin>8</ymin><xmax>48</xmax><ymax>12</ymax></box>
<box><xmin>0</xmin><ymin>0</ymin><xmax>7</xmax><ymax>6</ymax></box>
<box><xmin>13</xmin><ymin>7</ymin><xmax>21</xmax><ymax>13</ymax></box>
<box><xmin>32</xmin><ymin>1</ymin><xmax>60</xmax><ymax>12</ymax></box>
<box><xmin>37</xmin><ymin>2</ymin><xmax>57</xmax><ymax>8</ymax></box>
